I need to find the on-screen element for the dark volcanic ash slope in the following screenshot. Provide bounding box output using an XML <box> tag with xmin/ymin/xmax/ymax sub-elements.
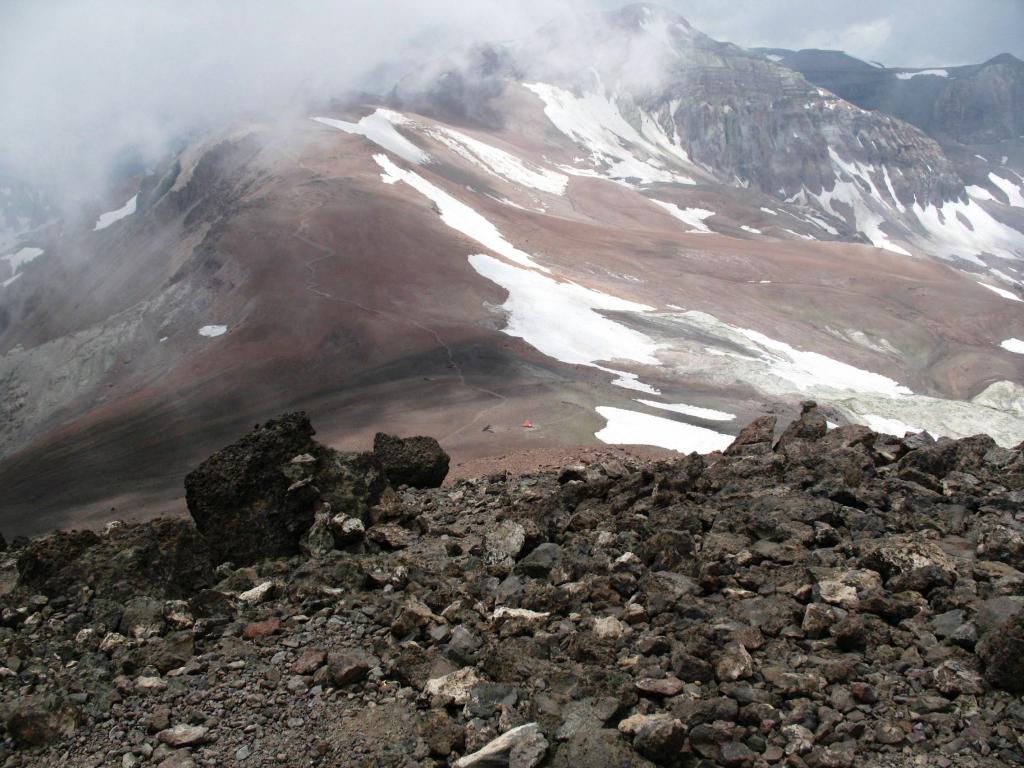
<box><xmin>1</xmin><ymin>411</ymin><xmax>1023</xmax><ymax>766</ymax></box>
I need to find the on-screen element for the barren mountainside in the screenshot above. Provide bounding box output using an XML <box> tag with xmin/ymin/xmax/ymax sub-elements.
<box><xmin>0</xmin><ymin>3</ymin><xmax>1023</xmax><ymax>541</ymax></box>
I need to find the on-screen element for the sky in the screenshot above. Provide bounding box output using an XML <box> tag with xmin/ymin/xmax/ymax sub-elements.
<box><xmin>642</xmin><ymin>0</ymin><xmax>1024</xmax><ymax>67</ymax></box>
<box><xmin>0</xmin><ymin>0</ymin><xmax>1020</xmax><ymax>209</ymax></box>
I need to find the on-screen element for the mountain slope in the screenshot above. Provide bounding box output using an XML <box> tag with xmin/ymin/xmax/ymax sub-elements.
<box><xmin>1</xmin><ymin>5</ymin><xmax>1023</xmax><ymax>535</ymax></box>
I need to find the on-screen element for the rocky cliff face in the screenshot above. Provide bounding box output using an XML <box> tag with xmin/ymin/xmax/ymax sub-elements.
<box><xmin>762</xmin><ymin>49</ymin><xmax>1024</xmax><ymax>148</ymax></box>
<box><xmin>1</xmin><ymin>412</ymin><xmax>1023</xmax><ymax>766</ymax></box>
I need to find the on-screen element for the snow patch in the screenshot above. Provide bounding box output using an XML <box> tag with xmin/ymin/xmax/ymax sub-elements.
<box><xmin>977</xmin><ymin>281</ymin><xmax>1023</xmax><ymax>302</ymax></box>
<box><xmin>2</xmin><ymin>247</ymin><xmax>44</xmax><ymax>276</ymax></box>
<box><xmin>1000</xmin><ymin>338</ymin><xmax>1024</xmax><ymax>354</ymax></box>
<box><xmin>595</xmin><ymin>406</ymin><xmax>734</xmax><ymax>454</ymax></box>
<box><xmin>468</xmin><ymin>254</ymin><xmax>657</xmax><ymax>368</ymax></box>
<box><xmin>913</xmin><ymin>198</ymin><xmax>1024</xmax><ymax>264</ymax></box>
<box><xmin>198</xmin><ymin>325</ymin><xmax>227</xmax><ymax>338</ymax></box>
<box><xmin>94</xmin><ymin>194</ymin><xmax>137</xmax><ymax>231</ymax></box>
<box><xmin>661</xmin><ymin>310</ymin><xmax>1024</xmax><ymax>447</ymax></box>
<box><xmin>426</xmin><ymin>125</ymin><xmax>568</xmax><ymax>195</ymax></box>
<box><xmin>784</xmin><ymin>229</ymin><xmax>815</xmax><ymax>240</ymax></box>
<box><xmin>740</xmin><ymin>225</ymin><xmax>762</xmax><ymax>235</ymax></box>
<box><xmin>966</xmin><ymin>185</ymin><xmax>995</xmax><ymax>202</ymax></box>
<box><xmin>636</xmin><ymin>399</ymin><xmax>735</xmax><ymax>421</ymax></box>
<box><xmin>373</xmin><ymin>154</ymin><xmax>547</xmax><ymax>271</ymax></box>
<box><xmin>895</xmin><ymin>69</ymin><xmax>949</xmax><ymax>80</ymax></box>
<box><xmin>313</xmin><ymin>111</ymin><xmax>430</xmax><ymax>165</ymax></box>
<box><xmin>600</xmin><ymin>368</ymin><xmax>661</xmax><ymax>395</ymax></box>
<box><xmin>651</xmin><ymin>200</ymin><xmax>714</xmax><ymax>233</ymax></box>
<box><xmin>813</xmin><ymin>149</ymin><xmax>910</xmax><ymax>255</ymax></box>
<box><xmin>524</xmin><ymin>82</ymin><xmax>695</xmax><ymax>186</ymax></box>
<box><xmin>989</xmin><ymin>173</ymin><xmax>1024</xmax><ymax>208</ymax></box>
<box><xmin>860</xmin><ymin>414</ymin><xmax>922</xmax><ymax>436</ymax></box>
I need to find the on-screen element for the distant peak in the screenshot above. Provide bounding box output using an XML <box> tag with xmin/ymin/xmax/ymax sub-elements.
<box><xmin>607</xmin><ymin>3</ymin><xmax>693</xmax><ymax>32</ymax></box>
<box><xmin>983</xmin><ymin>52</ymin><xmax>1022</xmax><ymax>67</ymax></box>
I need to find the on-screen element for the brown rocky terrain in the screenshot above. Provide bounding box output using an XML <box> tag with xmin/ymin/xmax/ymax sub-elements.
<box><xmin>0</xmin><ymin>409</ymin><xmax>1022</xmax><ymax>767</ymax></box>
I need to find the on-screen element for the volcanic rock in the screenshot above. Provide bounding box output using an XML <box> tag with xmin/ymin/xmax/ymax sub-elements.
<box><xmin>776</xmin><ymin>401</ymin><xmax>828</xmax><ymax>449</ymax></box>
<box><xmin>977</xmin><ymin>606</ymin><xmax>1024</xmax><ymax>692</ymax></box>
<box><xmin>373</xmin><ymin>433</ymin><xmax>450</xmax><ymax>489</ymax></box>
<box><xmin>185</xmin><ymin>412</ymin><xmax>387</xmax><ymax>565</ymax></box>
<box><xmin>3</xmin><ymin>413</ymin><xmax>1024</xmax><ymax>765</ymax></box>
<box><xmin>4</xmin><ymin>695</ymin><xmax>81</xmax><ymax>747</ymax></box>
<box><xmin>723</xmin><ymin>415</ymin><xmax>777</xmax><ymax>456</ymax></box>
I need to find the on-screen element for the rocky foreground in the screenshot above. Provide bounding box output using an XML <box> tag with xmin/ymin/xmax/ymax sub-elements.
<box><xmin>0</xmin><ymin>406</ymin><xmax>1023</xmax><ymax>768</ymax></box>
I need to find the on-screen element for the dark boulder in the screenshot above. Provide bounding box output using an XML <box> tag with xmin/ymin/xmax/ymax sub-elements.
<box><xmin>184</xmin><ymin>412</ymin><xmax>386</xmax><ymax>565</ymax></box>
<box><xmin>373</xmin><ymin>433</ymin><xmax>450</xmax><ymax>488</ymax></box>
<box><xmin>4</xmin><ymin>695</ymin><xmax>81</xmax><ymax>747</ymax></box>
<box><xmin>185</xmin><ymin>413</ymin><xmax>319</xmax><ymax>565</ymax></box>
<box><xmin>977</xmin><ymin>607</ymin><xmax>1024</xmax><ymax>693</ymax></box>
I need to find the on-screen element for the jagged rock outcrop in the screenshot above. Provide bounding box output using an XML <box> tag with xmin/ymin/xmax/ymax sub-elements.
<box><xmin>184</xmin><ymin>412</ymin><xmax>388</xmax><ymax>566</ymax></box>
<box><xmin>2</xmin><ymin>412</ymin><xmax>1024</xmax><ymax>766</ymax></box>
<box><xmin>723</xmin><ymin>415</ymin><xmax>776</xmax><ymax>456</ymax></box>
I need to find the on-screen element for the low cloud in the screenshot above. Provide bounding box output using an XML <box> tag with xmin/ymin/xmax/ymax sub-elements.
<box><xmin>0</xmin><ymin>0</ymin><xmax>587</xmax><ymax>208</ymax></box>
<box><xmin>795</xmin><ymin>17</ymin><xmax>894</xmax><ymax>63</ymax></box>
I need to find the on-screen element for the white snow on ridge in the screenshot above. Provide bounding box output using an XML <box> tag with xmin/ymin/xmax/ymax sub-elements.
<box><xmin>989</xmin><ymin>173</ymin><xmax>1024</xmax><ymax>208</ymax></box>
<box><xmin>913</xmin><ymin>198</ymin><xmax>1024</xmax><ymax>264</ymax></box>
<box><xmin>860</xmin><ymin>414</ymin><xmax>922</xmax><ymax>436</ymax></box>
<box><xmin>198</xmin><ymin>325</ymin><xmax>227</xmax><ymax>337</ymax></box>
<box><xmin>784</xmin><ymin>229</ymin><xmax>815</xmax><ymax>241</ymax></box>
<box><xmin>636</xmin><ymin>399</ymin><xmax>735</xmax><ymax>421</ymax></box>
<box><xmin>1000</xmin><ymin>338</ymin><xmax>1024</xmax><ymax>354</ymax></box>
<box><xmin>425</xmin><ymin>125</ymin><xmax>568</xmax><ymax>195</ymax></box>
<box><xmin>468</xmin><ymin>254</ymin><xmax>658</xmax><ymax>368</ymax></box>
<box><xmin>967</xmin><ymin>185</ymin><xmax>995</xmax><ymax>202</ymax></box>
<box><xmin>735</xmin><ymin>325</ymin><xmax>912</xmax><ymax>396</ymax></box>
<box><xmin>740</xmin><ymin>225</ymin><xmax>762</xmax><ymax>235</ymax></box>
<box><xmin>373</xmin><ymin>154</ymin><xmax>547</xmax><ymax>271</ymax></box>
<box><xmin>977</xmin><ymin>281</ymin><xmax>1024</xmax><ymax>302</ymax></box>
<box><xmin>600</xmin><ymin>368</ymin><xmax>661</xmax><ymax>395</ymax></box>
<box><xmin>895</xmin><ymin>69</ymin><xmax>949</xmax><ymax>80</ymax></box>
<box><xmin>94</xmin><ymin>194</ymin><xmax>137</xmax><ymax>231</ymax></box>
<box><xmin>2</xmin><ymin>247</ymin><xmax>44</xmax><ymax>275</ymax></box>
<box><xmin>370</xmin><ymin>151</ymin><xmax>661</xmax><ymax>388</ymax></box>
<box><xmin>651</xmin><ymin>200</ymin><xmax>714</xmax><ymax>233</ymax></box>
<box><xmin>595</xmin><ymin>406</ymin><xmax>734</xmax><ymax>454</ymax></box>
<box><xmin>313</xmin><ymin>111</ymin><xmax>430</xmax><ymax>165</ymax></box>
<box><xmin>660</xmin><ymin>309</ymin><xmax>1024</xmax><ymax>446</ymax></box>
<box><xmin>524</xmin><ymin>82</ymin><xmax>695</xmax><ymax>186</ymax></box>
<box><xmin>815</xmin><ymin>149</ymin><xmax>910</xmax><ymax>256</ymax></box>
